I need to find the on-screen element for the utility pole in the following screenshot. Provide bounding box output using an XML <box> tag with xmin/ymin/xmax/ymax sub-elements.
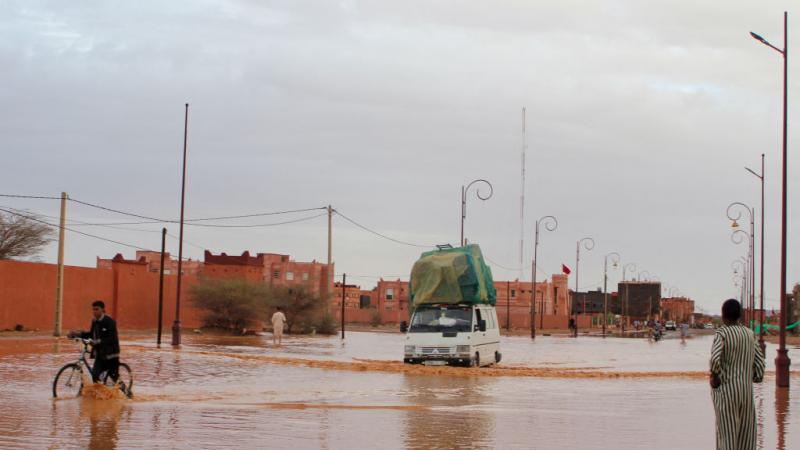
<box><xmin>157</xmin><ymin>227</ymin><xmax>166</xmax><ymax>346</ymax></box>
<box><xmin>746</xmin><ymin>155</ymin><xmax>766</xmax><ymax>353</ymax></box>
<box><xmin>519</xmin><ymin>107</ymin><xmax>526</xmax><ymax>282</ymax></box>
<box><xmin>328</xmin><ymin>205</ymin><xmax>333</xmax><ymax>302</ymax></box>
<box><xmin>172</xmin><ymin>103</ymin><xmax>189</xmax><ymax>347</ymax></box>
<box><xmin>341</xmin><ymin>273</ymin><xmax>346</xmax><ymax>339</ymax></box>
<box><xmin>506</xmin><ymin>281</ymin><xmax>510</xmax><ymax>331</ymax></box>
<box><xmin>53</xmin><ymin>192</ymin><xmax>67</xmax><ymax>337</ymax></box>
<box><xmin>749</xmin><ymin>9</ymin><xmax>791</xmax><ymax>389</ymax></box>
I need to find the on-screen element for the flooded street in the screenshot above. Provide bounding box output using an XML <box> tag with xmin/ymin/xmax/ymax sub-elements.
<box><xmin>1</xmin><ymin>331</ymin><xmax>797</xmax><ymax>449</ymax></box>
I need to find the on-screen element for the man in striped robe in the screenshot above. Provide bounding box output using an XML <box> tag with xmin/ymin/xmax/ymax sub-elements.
<box><xmin>710</xmin><ymin>299</ymin><xmax>765</xmax><ymax>450</ymax></box>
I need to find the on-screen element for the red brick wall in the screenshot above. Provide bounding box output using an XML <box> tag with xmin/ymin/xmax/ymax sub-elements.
<box><xmin>0</xmin><ymin>260</ymin><xmax>114</xmax><ymax>331</ymax></box>
<box><xmin>0</xmin><ymin>259</ymin><xmax>202</xmax><ymax>331</ymax></box>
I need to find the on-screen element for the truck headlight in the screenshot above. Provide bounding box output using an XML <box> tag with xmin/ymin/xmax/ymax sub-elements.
<box><xmin>456</xmin><ymin>345</ymin><xmax>470</xmax><ymax>354</ymax></box>
<box><xmin>404</xmin><ymin>345</ymin><xmax>416</xmax><ymax>354</ymax></box>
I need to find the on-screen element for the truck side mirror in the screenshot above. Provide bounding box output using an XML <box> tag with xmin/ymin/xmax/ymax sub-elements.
<box><xmin>400</xmin><ymin>321</ymin><xmax>408</xmax><ymax>333</ymax></box>
<box><xmin>478</xmin><ymin>320</ymin><xmax>487</xmax><ymax>332</ymax></box>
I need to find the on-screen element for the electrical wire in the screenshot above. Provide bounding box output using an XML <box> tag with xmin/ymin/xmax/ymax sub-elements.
<box><xmin>67</xmin><ymin>196</ymin><xmax>328</xmax><ymax>225</ymax></box>
<box><xmin>0</xmin><ymin>207</ymin><xmax>151</xmax><ymax>251</ymax></box>
<box><xmin>333</xmin><ymin>209</ymin><xmax>434</xmax><ymax>248</ymax></box>
<box><xmin>67</xmin><ymin>198</ymin><xmax>167</xmax><ymax>222</ymax></box>
<box><xmin>483</xmin><ymin>254</ymin><xmax>551</xmax><ymax>278</ymax></box>
<box><xmin>0</xmin><ymin>194</ymin><xmax>62</xmax><ymax>200</ymax></box>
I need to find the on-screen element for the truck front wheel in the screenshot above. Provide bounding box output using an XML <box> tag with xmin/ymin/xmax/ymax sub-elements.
<box><xmin>471</xmin><ymin>352</ymin><xmax>480</xmax><ymax>367</ymax></box>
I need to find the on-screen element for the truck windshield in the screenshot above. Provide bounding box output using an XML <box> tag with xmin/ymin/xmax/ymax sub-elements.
<box><xmin>409</xmin><ymin>306</ymin><xmax>472</xmax><ymax>333</ymax></box>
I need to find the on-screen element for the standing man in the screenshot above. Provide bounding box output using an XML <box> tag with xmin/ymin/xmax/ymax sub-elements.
<box><xmin>271</xmin><ymin>306</ymin><xmax>287</xmax><ymax>346</ymax></box>
<box><xmin>68</xmin><ymin>300</ymin><xmax>121</xmax><ymax>384</ymax></box>
<box><xmin>709</xmin><ymin>299</ymin><xmax>765</xmax><ymax>450</ymax></box>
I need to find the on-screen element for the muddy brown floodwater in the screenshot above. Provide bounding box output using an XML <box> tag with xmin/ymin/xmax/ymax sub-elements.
<box><xmin>0</xmin><ymin>331</ymin><xmax>797</xmax><ymax>449</ymax></box>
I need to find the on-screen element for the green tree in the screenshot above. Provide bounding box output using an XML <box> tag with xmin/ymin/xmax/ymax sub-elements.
<box><xmin>190</xmin><ymin>277</ymin><xmax>269</xmax><ymax>332</ymax></box>
<box><xmin>266</xmin><ymin>283</ymin><xmax>328</xmax><ymax>334</ymax></box>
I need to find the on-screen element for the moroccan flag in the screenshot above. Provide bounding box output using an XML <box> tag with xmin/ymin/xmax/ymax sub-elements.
<box><xmin>562</xmin><ymin>264</ymin><xmax>571</xmax><ymax>275</ymax></box>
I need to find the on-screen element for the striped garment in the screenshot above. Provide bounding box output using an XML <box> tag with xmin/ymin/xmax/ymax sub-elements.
<box><xmin>709</xmin><ymin>324</ymin><xmax>766</xmax><ymax>450</ymax></box>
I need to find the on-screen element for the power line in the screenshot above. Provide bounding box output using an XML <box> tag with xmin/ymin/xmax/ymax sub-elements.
<box><xmin>181</xmin><ymin>212</ymin><xmax>328</xmax><ymax>228</ymax></box>
<box><xmin>67</xmin><ymin>196</ymin><xmax>327</xmax><ymax>225</ymax></box>
<box><xmin>333</xmin><ymin>209</ymin><xmax>434</xmax><ymax>249</ymax></box>
<box><xmin>165</xmin><ymin>231</ymin><xmax>207</xmax><ymax>251</ymax></box>
<box><xmin>0</xmin><ymin>207</ymin><xmax>151</xmax><ymax>251</ymax></box>
<box><xmin>67</xmin><ymin>211</ymin><xmax>328</xmax><ymax>228</ymax></box>
<box><xmin>0</xmin><ymin>194</ymin><xmax>62</xmax><ymax>200</ymax></box>
<box><xmin>2</xmin><ymin>206</ymin><xmax>165</xmax><ymax>235</ymax></box>
<box><xmin>184</xmin><ymin>207</ymin><xmax>327</xmax><ymax>222</ymax></box>
<box><xmin>483</xmin><ymin>254</ymin><xmax>552</xmax><ymax>278</ymax></box>
<box><xmin>67</xmin><ymin>197</ymin><xmax>167</xmax><ymax>222</ymax></box>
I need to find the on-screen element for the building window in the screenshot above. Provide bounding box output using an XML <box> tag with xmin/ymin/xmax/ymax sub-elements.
<box><xmin>511</xmin><ymin>289</ymin><xmax>516</xmax><ymax>298</ymax></box>
<box><xmin>286</xmin><ymin>272</ymin><xmax>294</xmax><ymax>281</ymax></box>
<box><xmin>386</xmin><ymin>288</ymin><xmax>394</xmax><ymax>300</ymax></box>
<box><xmin>302</xmin><ymin>273</ymin><xmax>309</xmax><ymax>281</ymax></box>
<box><xmin>273</xmin><ymin>271</ymin><xmax>280</xmax><ymax>279</ymax></box>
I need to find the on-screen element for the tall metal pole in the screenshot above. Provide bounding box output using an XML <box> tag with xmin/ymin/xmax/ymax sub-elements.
<box><xmin>172</xmin><ymin>103</ymin><xmax>189</xmax><ymax>347</ymax></box>
<box><xmin>574</xmin><ymin>237</ymin><xmax>595</xmax><ymax>337</ymax></box>
<box><xmin>776</xmin><ymin>11</ymin><xmax>791</xmax><ymax>388</ymax></box>
<box><xmin>621</xmin><ymin>263</ymin><xmax>635</xmax><ymax>329</ymax></box>
<box><xmin>603</xmin><ymin>258</ymin><xmax>608</xmax><ymax>337</ymax></box>
<box><xmin>519</xmin><ymin>107</ymin><xmax>526</xmax><ymax>282</ymax></box>
<box><xmin>341</xmin><ymin>273</ymin><xmax>346</xmax><ymax>339</ymax></box>
<box><xmin>531</xmin><ymin>215</ymin><xmax>557</xmax><ymax>339</ymax></box>
<box><xmin>602</xmin><ymin>252</ymin><xmax>620</xmax><ymax>338</ymax></box>
<box><xmin>760</xmin><ymin>155</ymin><xmax>765</xmax><ymax>351</ymax></box>
<box><xmin>751</xmin><ymin>8</ymin><xmax>792</xmax><ymax>389</ymax></box>
<box><xmin>531</xmin><ymin>222</ymin><xmax>538</xmax><ymax>338</ymax></box>
<box><xmin>328</xmin><ymin>205</ymin><xmax>333</xmax><ymax>302</ymax></box>
<box><xmin>750</xmin><ymin>208</ymin><xmax>756</xmax><ymax>330</ymax></box>
<box><xmin>157</xmin><ymin>227</ymin><xmax>166</xmax><ymax>346</ymax></box>
<box><xmin>53</xmin><ymin>192</ymin><xmax>67</xmax><ymax>337</ymax></box>
<box><xmin>460</xmin><ymin>179</ymin><xmax>493</xmax><ymax>247</ymax></box>
<box><xmin>506</xmin><ymin>281</ymin><xmax>510</xmax><ymax>331</ymax></box>
<box><xmin>460</xmin><ymin>186</ymin><xmax>465</xmax><ymax>246</ymax></box>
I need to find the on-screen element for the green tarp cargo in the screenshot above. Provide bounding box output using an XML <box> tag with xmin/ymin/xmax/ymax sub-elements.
<box><xmin>409</xmin><ymin>244</ymin><xmax>496</xmax><ymax>308</ymax></box>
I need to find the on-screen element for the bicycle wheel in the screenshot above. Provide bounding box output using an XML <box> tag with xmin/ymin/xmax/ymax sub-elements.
<box><xmin>53</xmin><ymin>363</ymin><xmax>83</xmax><ymax>398</ymax></box>
<box><xmin>103</xmin><ymin>362</ymin><xmax>134</xmax><ymax>398</ymax></box>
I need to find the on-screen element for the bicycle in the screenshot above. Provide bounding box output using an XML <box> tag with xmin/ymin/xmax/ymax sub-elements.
<box><xmin>52</xmin><ymin>338</ymin><xmax>133</xmax><ymax>399</ymax></box>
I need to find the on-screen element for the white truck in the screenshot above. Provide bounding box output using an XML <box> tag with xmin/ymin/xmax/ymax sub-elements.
<box><xmin>402</xmin><ymin>303</ymin><xmax>501</xmax><ymax>367</ymax></box>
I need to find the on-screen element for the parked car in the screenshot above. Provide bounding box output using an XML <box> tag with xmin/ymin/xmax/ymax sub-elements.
<box><xmin>665</xmin><ymin>321</ymin><xmax>676</xmax><ymax>331</ymax></box>
<box><xmin>704</xmin><ymin>323</ymin><xmax>714</xmax><ymax>329</ymax></box>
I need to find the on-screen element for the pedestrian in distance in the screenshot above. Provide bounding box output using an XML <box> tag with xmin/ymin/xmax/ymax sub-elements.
<box><xmin>709</xmin><ymin>299</ymin><xmax>765</xmax><ymax>450</ymax></box>
<box><xmin>271</xmin><ymin>306</ymin><xmax>287</xmax><ymax>346</ymax></box>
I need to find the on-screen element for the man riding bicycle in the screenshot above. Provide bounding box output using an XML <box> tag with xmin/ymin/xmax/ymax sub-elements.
<box><xmin>68</xmin><ymin>300</ymin><xmax>121</xmax><ymax>384</ymax></box>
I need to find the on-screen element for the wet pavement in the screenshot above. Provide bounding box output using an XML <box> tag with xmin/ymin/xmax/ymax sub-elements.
<box><xmin>0</xmin><ymin>331</ymin><xmax>797</xmax><ymax>449</ymax></box>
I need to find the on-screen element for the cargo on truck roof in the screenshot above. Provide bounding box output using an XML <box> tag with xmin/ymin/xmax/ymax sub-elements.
<box><xmin>409</xmin><ymin>244</ymin><xmax>496</xmax><ymax>309</ymax></box>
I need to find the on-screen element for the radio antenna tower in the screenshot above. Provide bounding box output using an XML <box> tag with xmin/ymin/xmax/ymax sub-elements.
<box><xmin>519</xmin><ymin>107</ymin><xmax>527</xmax><ymax>281</ymax></box>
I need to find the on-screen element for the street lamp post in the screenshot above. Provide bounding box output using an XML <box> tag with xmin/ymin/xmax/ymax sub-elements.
<box><xmin>603</xmin><ymin>252</ymin><xmax>621</xmax><ymax>338</ymax></box>
<box><xmin>750</xmin><ymin>10</ymin><xmax>791</xmax><ymax>388</ymax></box>
<box><xmin>573</xmin><ymin>237</ymin><xmax>595</xmax><ymax>337</ymax></box>
<box><xmin>732</xmin><ymin>230</ymin><xmax>754</xmax><ymax>326</ymax></box>
<box><xmin>728</xmin><ymin>202</ymin><xmax>755</xmax><ymax>330</ymax></box>
<box><xmin>460</xmin><ymin>179</ymin><xmax>493</xmax><ymax>247</ymax></box>
<box><xmin>745</xmin><ymin>154</ymin><xmax>766</xmax><ymax>354</ymax></box>
<box><xmin>172</xmin><ymin>103</ymin><xmax>189</xmax><ymax>347</ymax></box>
<box><xmin>622</xmin><ymin>263</ymin><xmax>636</xmax><ymax>328</ymax></box>
<box><xmin>531</xmin><ymin>215</ymin><xmax>558</xmax><ymax>339</ymax></box>
<box><xmin>732</xmin><ymin>259</ymin><xmax>748</xmax><ymax>312</ymax></box>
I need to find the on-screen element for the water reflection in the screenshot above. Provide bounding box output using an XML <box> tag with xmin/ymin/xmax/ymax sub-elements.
<box><xmin>402</xmin><ymin>375</ymin><xmax>495</xmax><ymax>450</ymax></box>
<box><xmin>82</xmin><ymin>399</ymin><xmax>128</xmax><ymax>450</ymax></box>
<box><xmin>775</xmin><ymin>387</ymin><xmax>790</xmax><ymax>450</ymax></box>
<box><xmin>0</xmin><ymin>332</ymin><xmax>797</xmax><ymax>449</ymax></box>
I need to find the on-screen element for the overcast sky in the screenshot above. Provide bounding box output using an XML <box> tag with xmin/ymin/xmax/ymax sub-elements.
<box><xmin>3</xmin><ymin>0</ymin><xmax>799</xmax><ymax>313</ymax></box>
